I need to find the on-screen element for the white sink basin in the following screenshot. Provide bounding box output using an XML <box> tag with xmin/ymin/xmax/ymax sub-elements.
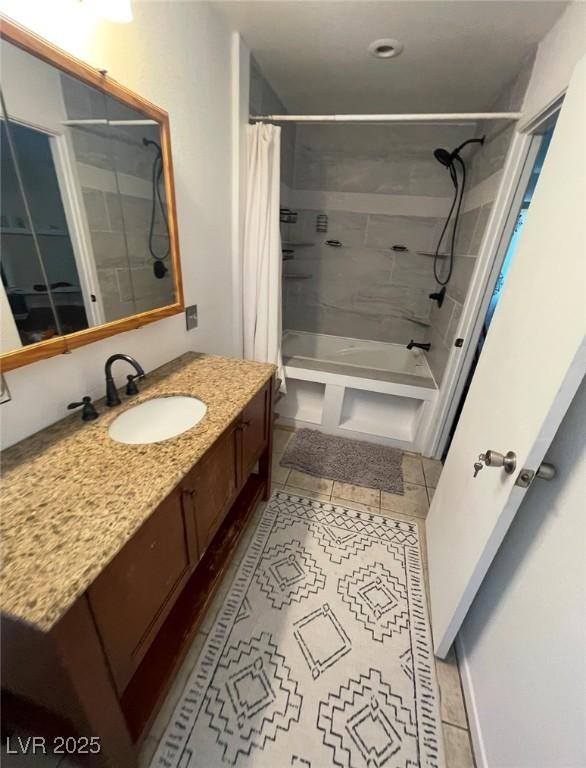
<box><xmin>108</xmin><ymin>396</ymin><xmax>207</xmax><ymax>445</ymax></box>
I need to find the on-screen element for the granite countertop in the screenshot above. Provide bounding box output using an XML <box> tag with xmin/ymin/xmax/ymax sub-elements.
<box><xmin>0</xmin><ymin>352</ymin><xmax>275</xmax><ymax>632</ymax></box>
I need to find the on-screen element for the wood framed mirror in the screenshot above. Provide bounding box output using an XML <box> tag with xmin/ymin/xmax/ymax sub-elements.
<box><xmin>0</xmin><ymin>17</ymin><xmax>184</xmax><ymax>372</ymax></box>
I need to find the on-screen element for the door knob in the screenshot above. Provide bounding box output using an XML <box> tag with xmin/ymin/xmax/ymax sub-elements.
<box><xmin>473</xmin><ymin>450</ymin><xmax>517</xmax><ymax>477</ymax></box>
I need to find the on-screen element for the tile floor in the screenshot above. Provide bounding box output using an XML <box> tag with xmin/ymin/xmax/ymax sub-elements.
<box><xmin>2</xmin><ymin>427</ymin><xmax>474</xmax><ymax>768</ymax></box>
<box><xmin>139</xmin><ymin>427</ymin><xmax>476</xmax><ymax>768</ymax></box>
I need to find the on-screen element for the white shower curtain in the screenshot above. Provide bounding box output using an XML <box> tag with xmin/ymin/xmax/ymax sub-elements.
<box><xmin>242</xmin><ymin>122</ymin><xmax>285</xmax><ymax>388</ymax></box>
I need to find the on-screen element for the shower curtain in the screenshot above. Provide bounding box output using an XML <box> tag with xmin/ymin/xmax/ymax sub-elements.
<box><xmin>242</xmin><ymin>122</ymin><xmax>285</xmax><ymax>388</ymax></box>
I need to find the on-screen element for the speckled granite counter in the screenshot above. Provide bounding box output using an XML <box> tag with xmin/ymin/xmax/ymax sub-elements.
<box><xmin>0</xmin><ymin>353</ymin><xmax>275</xmax><ymax>632</ymax></box>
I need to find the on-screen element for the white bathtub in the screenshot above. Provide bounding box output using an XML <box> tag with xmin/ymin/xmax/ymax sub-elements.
<box><xmin>283</xmin><ymin>330</ymin><xmax>434</xmax><ymax>382</ymax></box>
<box><xmin>280</xmin><ymin>330</ymin><xmax>438</xmax><ymax>451</ymax></box>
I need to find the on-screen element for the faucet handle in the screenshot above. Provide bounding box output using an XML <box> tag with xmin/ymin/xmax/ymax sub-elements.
<box><xmin>126</xmin><ymin>374</ymin><xmax>140</xmax><ymax>396</ymax></box>
<box><xmin>68</xmin><ymin>396</ymin><xmax>99</xmax><ymax>422</ymax></box>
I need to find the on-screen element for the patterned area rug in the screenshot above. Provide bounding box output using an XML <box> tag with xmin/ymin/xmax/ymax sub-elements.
<box><xmin>280</xmin><ymin>429</ymin><xmax>405</xmax><ymax>495</ymax></box>
<box><xmin>152</xmin><ymin>492</ymin><xmax>444</xmax><ymax>768</ymax></box>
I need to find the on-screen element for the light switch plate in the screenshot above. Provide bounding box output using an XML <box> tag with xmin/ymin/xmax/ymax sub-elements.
<box><xmin>185</xmin><ymin>304</ymin><xmax>198</xmax><ymax>330</ymax></box>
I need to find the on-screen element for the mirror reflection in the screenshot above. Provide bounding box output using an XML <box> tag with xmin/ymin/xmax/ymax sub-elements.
<box><xmin>0</xmin><ymin>38</ymin><xmax>177</xmax><ymax>355</ymax></box>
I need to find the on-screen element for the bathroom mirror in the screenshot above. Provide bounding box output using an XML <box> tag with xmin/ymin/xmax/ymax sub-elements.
<box><xmin>0</xmin><ymin>19</ymin><xmax>183</xmax><ymax>371</ymax></box>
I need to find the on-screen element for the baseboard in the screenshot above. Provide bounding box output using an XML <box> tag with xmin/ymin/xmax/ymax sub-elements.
<box><xmin>455</xmin><ymin>633</ymin><xmax>488</xmax><ymax>768</ymax></box>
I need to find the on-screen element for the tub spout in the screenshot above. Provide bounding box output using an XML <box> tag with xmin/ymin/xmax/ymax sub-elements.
<box><xmin>407</xmin><ymin>340</ymin><xmax>431</xmax><ymax>351</ymax></box>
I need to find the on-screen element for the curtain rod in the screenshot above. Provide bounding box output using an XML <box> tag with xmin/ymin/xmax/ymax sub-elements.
<box><xmin>62</xmin><ymin>119</ymin><xmax>158</xmax><ymax>126</ymax></box>
<box><xmin>250</xmin><ymin>112</ymin><xmax>521</xmax><ymax>123</ymax></box>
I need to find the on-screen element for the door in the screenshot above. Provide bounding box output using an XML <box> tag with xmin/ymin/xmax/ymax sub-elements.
<box><xmin>427</xmin><ymin>55</ymin><xmax>586</xmax><ymax>657</ymax></box>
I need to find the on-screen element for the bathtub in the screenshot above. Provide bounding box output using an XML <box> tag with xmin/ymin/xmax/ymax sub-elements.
<box><xmin>280</xmin><ymin>331</ymin><xmax>438</xmax><ymax>451</ymax></box>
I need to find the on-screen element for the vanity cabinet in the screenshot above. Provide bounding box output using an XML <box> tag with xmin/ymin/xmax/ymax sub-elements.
<box><xmin>241</xmin><ymin>383</ymin><xmax>271</xmax><ymax>477</ymax></box>
<box><xmin>75</xmin><ymin>376</ymin><xmax>274</xmax><ymax>760</ymax></box>
<box><xmin>186</xmin><ymin>426</ymin><xmax>239</xmax><ymax>553</ymax></box>
<box><xmin>88</xmin><ymin>487</ymin><xmax>198</xmax><ymax>694</ymax></box>
<box><xmin>1</xmin><ymin>352</ymin><xmax>276</xmax><ymax>766</ymax></box>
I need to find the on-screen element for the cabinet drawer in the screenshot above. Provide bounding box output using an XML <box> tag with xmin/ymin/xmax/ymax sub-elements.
<box><xmin>188</xmin><ymin>427</ymin><xmax>238</xmax><ymax>553</ymax></box>
<box><xmin>241</xmin><ymin>384</ymin><xmax>269</xmax><ymax>476</ymax></box>
<box><xmin>88</xmin><ymin>488</ymin><xmax>197</xmax><ymax>693</ymax></box>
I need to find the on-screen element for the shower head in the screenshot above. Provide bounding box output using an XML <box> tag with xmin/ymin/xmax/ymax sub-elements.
<box><xmin>143</xmin><ymin>137</ymin><xmax>161</xmax><ymax>153</ymax></box>
<box><xmin>433</xmin><ymin>135</ymin><xmax>486</xmax><ymax>167</ymax></box>
<box><xmin>433</xmin><ymin>147</ymin><xmax>453</xmax><ymax>167</ymax></box>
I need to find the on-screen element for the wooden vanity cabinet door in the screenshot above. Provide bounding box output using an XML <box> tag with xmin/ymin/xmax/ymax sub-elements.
<box><xmin>240</xmin><ymin>383</ymin><xmax>270</xmax><ymax>477</ymax></box>
<box><xmin>88</xmin><ymin>487</ymin><xmax>197</xmax><ymax>694</ymax></box>
<box><xmin>187</xmin><ymin>427</ymin><xmax>238</xmax><ymax>554</ymax></box>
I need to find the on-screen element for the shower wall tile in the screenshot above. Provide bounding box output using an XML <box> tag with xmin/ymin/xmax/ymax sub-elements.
<box><xmin>322</xmin><ymin>211</ymin><xmax>368</xmax><ymax>247</ymax></box>
<box><xmin>365</xmin><ymin>214</ymin><xmax>441</xmax><ymax>253</ymax></box>
<box><xmin>70</xmin><ymin>127</ymin><xmax>113</xmax><ymax>172</ymax></box>
<box><xmin>105</xmin><ymin>192</ymin><xmax>125</xmax><ymax>232</ymax></box>
<box><xmin>469</xmin><ymin>203</ymin><xmax>492</xmax><ymax>255</ymax></box>
<box><xmin>125</xmin><ymin>232</ymin><xmax>167</xmax><ymax>266</ymax></box>
<box><xmin>391</xmin><ymin>252</ymin><xmax>437</xmax><ymax>291</ymax></box>
<box><xmin>469</xmin><ymin>123</ymin><xmax>515</xmax><ymax>187</ymax></box>
<box><xmin>82</xmin><ymin>189</ymin><xmax>109</xmax><ymax>231</ymax></box>
<box><xmin>294</xmin><ymin>150</ymin><xmax>456</xmax><ymax>198</ymax></box>
<box><xmin>375</xmin><ymin>161</ymin><xmax>412</xmax><ymax>194</ymax></box>
<box><xmin>446</xmin><ymin>299</ymin><xmax>463</xmax><ymax>343</ymax></box>
<box><xmin>249</xmin><ymin>58</ymin><xmax>264</xmax><ymax>116</ymax></box>
<box><xmin>115</xmin><ymin>268</ymin><xmax>134</xmax><ymax>302</ymax></box>
<box><xmin>119</xmin><ymin>194</ymin><xmax>151</xmax><ymax>233</ymax></box>
<box><xmin>102</xmin><ymin>297</ymin><xmax>137</xmax><ymax>322</ymax></box>
<box><xmin>294</xmin><ymin>150</ymin><xmax>380</xmax><ymax>193</ymax></box>
<box><xmin>408</xmin><ymin>160</ymin><xmax>455</xmax><ymax>197</ymax></box>
<box><xmin>249</xmin><ymin>56</ymin><xmax>296</xmax><ymax>186</ymax></box>
<box><xmin>455</xmin><ymin>208</ymin><xmax>480</xmax><ymax>256</ymax></box>
<box><xmin>426</xmin><ymin>326</ymin><xmax>452</xmax><ymax>387</ymax></box>
<box><xmin>426</xmin><ymin>56</ymin><xmax>532</xmax><ymax>385</ymax></box>
<box><xmin>96</xmin><ymin>268</ymin><xmax>117</xmax><ymax>299</ymax></box>
<box><xmin>285</xmin><ymin>122</ymin><xmax>482</xmax><ymax>349</ymax></box>
<box><xmin>89</xmin><ymin>231</ymin><xmax>128</xmax><ymax>268</ymax></box>
<box><xmin>430</xmin><ymin>294</ymin><xmax>461</xmax><ymax>346</ymax></box>
<box><xmin>447</xmin><ymin>254</ymin><xmax>476</xmax><ymax>305</ymax></box>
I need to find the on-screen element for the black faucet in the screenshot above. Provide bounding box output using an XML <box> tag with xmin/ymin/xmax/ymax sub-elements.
<box><xmin>429</xmin><ymin>286</ymin><xmax>446</xmax><ymax>308</ymax></box>
<box><xmin>104</xmin><ymin>354</ymin><xmax>145</xmax><ymax>407</ymax></box>
<box><xmin>68</xmin><ymin>396</ymin><xmax>99</xmax><ymax>421</ymax></box>
<box><xmin>407</xmin><ymin>340</ymin><xmax>431</xmax><ymax>351</ymax></box>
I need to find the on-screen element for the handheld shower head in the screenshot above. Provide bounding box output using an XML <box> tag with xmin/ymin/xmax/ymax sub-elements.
<box><xmin>142</xmin><ymin>137</ymin><xmax>162</xmax><ymax>153</ymax></box>
<box><xmin>431</xmin><ymin>135</ymin><xmax>485</xmax><ymax>287</ymax></box>
<box><xmin>433</xmin><ymin>147</ymin><xmax>453</xmax><ymax>167</ymax></box>
<box><xmin>433</xmin><ymin>135</ymin><xmax>485</xmax><ymax>167</ymax></box>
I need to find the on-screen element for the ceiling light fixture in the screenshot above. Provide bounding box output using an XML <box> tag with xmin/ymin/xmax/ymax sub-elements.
<box><xmin>368</xmin><ymin>38</ymin><xmax>404</xmax><ymax>60</ymax></box>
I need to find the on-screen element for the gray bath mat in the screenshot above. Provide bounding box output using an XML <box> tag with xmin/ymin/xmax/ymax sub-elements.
<box><xmin>281</xmin><ymin>428</ymin><xmax>404</xmax><ymax>494</ymax></box>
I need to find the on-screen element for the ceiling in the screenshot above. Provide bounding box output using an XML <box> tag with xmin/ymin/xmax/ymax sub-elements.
<box><xmin>214</xmin><ymin>1</ymin><xmax>567</xmax><ymax>113</ymax></box>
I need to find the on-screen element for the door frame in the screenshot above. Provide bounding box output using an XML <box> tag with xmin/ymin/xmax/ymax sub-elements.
<box><xmin>423</xmin><ymin>109</ymin><xmax>559</xmax><ymax>459</ymax></box>
<box><xmin>2</xmin><ymin>114</ymin><xmax>105</xmax><ymax>328</ymax></box>
<box><xmin>49</xmin><ymin>128</ymin><xmax>105</xmax><ymax>327</ymax></box>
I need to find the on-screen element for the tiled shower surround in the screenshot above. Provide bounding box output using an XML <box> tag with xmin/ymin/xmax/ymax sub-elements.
<box><xmin>61</xmin><ymin>75</ymin><xmax>174</xmax><ymax>322</ymax></box>
<box><xmin>249</xmin><ymin>56</ymin><xmax>296</xmax><ymax>187</ymax></box>
<box><xmin>250</xmin><ymin>53</ymin><xmax>534</xmax><ymax>387</ymax></box>
<box><xmin>282</xmin><ymin>122</ymin><xmax>480</xmax><ymax>354</ymax></box>
<box><xmin>426</xmin><ymin>52</ymin><xmax>535</xmax><ymax>384</ymax></box>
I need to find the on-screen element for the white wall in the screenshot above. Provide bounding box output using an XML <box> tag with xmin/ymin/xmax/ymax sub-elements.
<box><xmin>458</xmin><ymin>378</ymin><xmax>586</xmax><ymax>768</ymax></box>
<box><xmin>521</xmin><ymin>1</ymin><xmax>586</xmax><ymax>126</ymax></box>
<box><xmin>456</xmin><ymin>6</ymin><xmax>586</xmax><ymax>765</ymax></box>
<box><xmin>0</xmin><ymin>1</ymin><xmax>237</xmax><ymax>449</ymax></box>
<box><xmin>230</xmin><ymin>32</ymin><xmax>250</xmax><ymax>358</ymax></box>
